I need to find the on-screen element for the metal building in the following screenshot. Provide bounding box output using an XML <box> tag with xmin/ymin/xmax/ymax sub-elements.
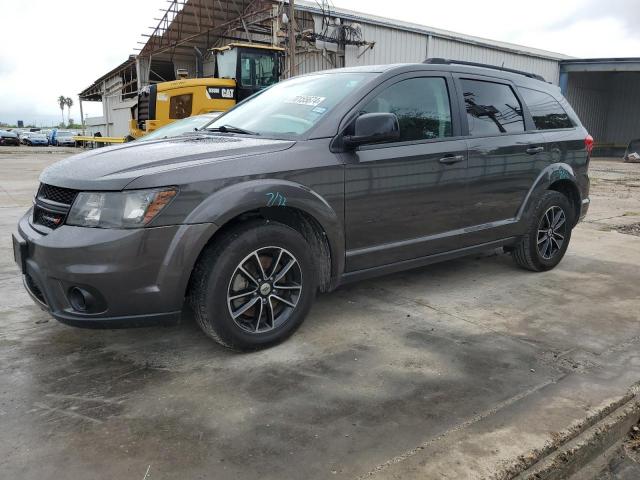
<box><xmin>80</xmin><ymin>0</ymin><xmax>640</xmax><ymax>155</ymax></box>
<box><xmin>560</xmin><ymin>58</ymin><xmax>640</xmax><ymax>155</ymax></box>
<box><xmin>295</xmin><ymin>0</ymin><xmax>567</xmax><ymax>84</ymax></box>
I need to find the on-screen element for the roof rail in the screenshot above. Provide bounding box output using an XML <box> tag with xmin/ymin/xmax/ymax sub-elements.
<box><xmin>423</xmin><ymin>58</ymin><xmax>546</xmax><ymax>82</ymax></box>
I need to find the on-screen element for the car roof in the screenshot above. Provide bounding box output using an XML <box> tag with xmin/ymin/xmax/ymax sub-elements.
<box><xmin>308</xmin><ymin>62</ymin><xmax>554</xmax><ymax>90</ymax></box>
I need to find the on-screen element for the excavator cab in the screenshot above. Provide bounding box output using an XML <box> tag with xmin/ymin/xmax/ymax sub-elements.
<box><xmin>129</xmin><ymin>43</ymin><xmax>283</xmax><ymax>139</ymax></box>
<box><xmin>212</xmin><ymin>43</ymin><xmax>283</xmax><ymax>102</ymax></box>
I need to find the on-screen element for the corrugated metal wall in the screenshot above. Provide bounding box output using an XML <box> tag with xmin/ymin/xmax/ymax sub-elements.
<box><xmin>605</xmin><ymin>72</ymin><xmax>640</xmax><ymax>146</ymax></box>
<box><xmin>344</xmin><ymin>23</ymin><xmax>428</xmax><ymax>66</ymax></box>
<box><xmin>429</xmin><ymin>37</ymin><xmax>560</xmax><ymax>84</ymax></box>
<box><xmin>297</xmin><ymin>48</ymin><xmax>338</xmax><ymax>75</ymax></box>
<box><xmin>325</xmin><ymin>22</ymin><xmax>561</xmax><ymax>84</ymax></box>
<box><xmin>565</xmin><ymin>72</ymin><xmax>640</xmax><ymax>146</ymax></box>
<box><xmin>565</xmin><ymin>73</ymin><xmax>609</xmax><ymax>144</ymax></box>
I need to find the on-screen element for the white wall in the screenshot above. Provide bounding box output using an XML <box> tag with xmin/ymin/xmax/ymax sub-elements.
<box><xmin>336</xmin><ymin>21</ymin><xmax>561</xmax><ymax>85</ymax></box>
<box><xmin>429</xmin><ymin>37</ymin><xmax>560</xmax><ymax>84</ymax></box>
<box><xmin>344</xmin><ymin>23</ymin><xmax>428</xmax><ymax>66</ymax></box>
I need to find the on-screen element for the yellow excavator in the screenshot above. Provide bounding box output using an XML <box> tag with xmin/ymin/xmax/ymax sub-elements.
<box><xmin>76</xmin><ymin>43</ymin><xmax>283</xmax><ymax>144</ymax></box>
<box><xmin>129</xmin><ymin>43</ymin><xmax>284</xmax><ymax>139</ymax></box>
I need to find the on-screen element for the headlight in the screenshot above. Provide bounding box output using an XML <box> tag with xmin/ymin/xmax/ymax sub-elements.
<box><xmin>66</xmin><ymin>188</ymin><xmax>177</xmax><ymax>228</ymax></box>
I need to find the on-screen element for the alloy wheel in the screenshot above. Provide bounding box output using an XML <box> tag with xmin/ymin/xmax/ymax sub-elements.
<box><xmin>227</xmin><ymin>246</ymin><xmax>303</xmax><ymax>334</ymax></box>
<box><xmin>537</xmin><ymin>206</ymin><xmax>567</xmax><ymax>260</ymax></box>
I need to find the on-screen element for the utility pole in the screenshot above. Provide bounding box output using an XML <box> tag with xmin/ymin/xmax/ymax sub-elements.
<box><xmin>288</xmin><ymin>0</ymin><xmax>296</xmax><ymax>78</ymax></box>
<box><xmin>79</xmin><ymin>97</ymin><xmax>85</xmax><ymax>135</ymax></box>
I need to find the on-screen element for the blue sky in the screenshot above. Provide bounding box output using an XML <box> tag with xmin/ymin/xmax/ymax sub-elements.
<box><xmin>1</xmin><ymin>0</ymin><xmax>639</xmax><ymax>125</ymax></box>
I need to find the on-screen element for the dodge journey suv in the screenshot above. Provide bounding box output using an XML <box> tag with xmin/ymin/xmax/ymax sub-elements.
<box><xmin>13</xmin><ymin>59</ymin><xmax>592</xmax><ymax>350</ymax></box>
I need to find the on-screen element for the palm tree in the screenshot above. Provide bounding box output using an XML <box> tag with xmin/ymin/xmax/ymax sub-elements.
<box><xmin>65</xmin><ymin>97</ymin><xmax>74</xmax><ymax>126</ymax></box>
<box><xmin>57</xmin><ymin>95</ymin><xmax>66</xmax><ymax>125</ymax></box>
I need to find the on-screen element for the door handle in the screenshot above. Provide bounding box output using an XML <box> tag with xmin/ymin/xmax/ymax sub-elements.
<box><xmin>439</xmin><ymin>154</ymin><xmax>465</xmax><ymax>165</ymax></box>
<box><xmin>526</xmin><ymin>146</ymin><xmax>544</xmax><ymax>155</ymax></box>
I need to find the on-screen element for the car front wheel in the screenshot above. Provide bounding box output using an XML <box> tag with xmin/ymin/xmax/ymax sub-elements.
<box><xmin>190</xmin><ymin>220</ymin><xmax>317</xmax><ymax>350</ymax></box>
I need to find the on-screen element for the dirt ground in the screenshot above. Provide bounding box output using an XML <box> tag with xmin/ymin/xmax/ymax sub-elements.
<box><xmin>1</xmin><ymin>147</ymin><xmax>639</xmax><ymax>480</ymax></box>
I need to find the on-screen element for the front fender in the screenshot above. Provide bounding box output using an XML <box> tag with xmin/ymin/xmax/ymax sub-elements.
<box><xmin>185</xmin><ymin>179</ymin><xmax>344</xmax><ymax>284</ymax></box>
<box><xmin>517</xmin><ymin>163</ymin><xmax>580</xmax><ymax>222</ymax></box>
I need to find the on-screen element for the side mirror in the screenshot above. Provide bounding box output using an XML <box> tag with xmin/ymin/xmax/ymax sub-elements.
<box><xmin>343</xmin><ymin>113</ymin><xmax>400</xmax><ymax>149</ymax></box>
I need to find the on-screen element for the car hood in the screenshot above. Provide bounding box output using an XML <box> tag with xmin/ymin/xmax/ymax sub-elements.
<box><xmin>40</xmin><ymin>134</ymin><xmax>295</xmax><ymax>190</ymax></box>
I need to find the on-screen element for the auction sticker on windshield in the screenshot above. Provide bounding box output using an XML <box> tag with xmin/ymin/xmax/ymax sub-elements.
<box><xmin>285</xmin><ymin>95</ymin><xmax>326</xmax><ymax>107</ymax></box>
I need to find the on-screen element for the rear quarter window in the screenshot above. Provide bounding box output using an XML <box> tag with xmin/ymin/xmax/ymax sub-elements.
<box><xmin>459</xmin><ymin>79</ymin><xmax>525</xmax><ymax>136</ymax></box>
<box><xmin>518</xmin><ymin>87</ymin><xmax>573</xmax><ymax>130</ymax></box>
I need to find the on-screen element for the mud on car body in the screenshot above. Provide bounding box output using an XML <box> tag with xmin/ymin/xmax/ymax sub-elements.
<box><xmin>13</xmin><ymin>60</ymin><xmax>592</xmax><ymax>350</ymax></box>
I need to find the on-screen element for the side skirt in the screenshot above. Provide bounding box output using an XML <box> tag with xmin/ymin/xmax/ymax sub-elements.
<box><xmin>339</xmin><ymin>237</ymin><xmax>519</xmax><ymax>285</ymax></box>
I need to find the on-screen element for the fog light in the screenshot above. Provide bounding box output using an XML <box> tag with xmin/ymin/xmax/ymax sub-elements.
<box><xmin>68</xmin><ymin>287</ymin><xmax>91</xmax><ymax>312</ymax></box>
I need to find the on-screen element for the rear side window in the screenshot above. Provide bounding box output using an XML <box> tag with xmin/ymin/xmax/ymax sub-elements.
<box><xmin>460</xmin><ymin>79</ymin><xmax>524</xmax><ymax>135</ymax></box>
<box><xmin>519</xmin><ymin>87</ymin><xmax>573</xmax><ymax>130</ymax></box>
<box><xmin>361</xmin><ymin>77</ymin><xmax>452</xmax><ymax>142</ymax></box>
<box><xmin>169</xmin><ymin>94</ymin><xmax>193</xmax><ymax>119</ymax></box>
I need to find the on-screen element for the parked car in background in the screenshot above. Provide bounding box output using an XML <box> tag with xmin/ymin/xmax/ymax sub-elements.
<box><xmin>136</xmin><ymin>112</ymin><xmax>223</xmax><ymax>142</ymax></box>
<box><xmin>13</xmin><ymin>60</ymin><xmax>592</xmax><ymax>351</ymax></box>
<box><xmin>18</xmin><ymin>131</ymin><xmax>32</xmax><ymax>144</ymax></box>
<box><xmin>23</xmin><ymin>132</ymin><xmax>49</xmax><ymax>146</ymax></box>
<box><xmin>52</xmin><ymin>131</ymin><xmax>76</xmax><ymax>147</ymax></box>
<box><xmin>0</xmin><ymin>130</ymin><xmax>20</xmax><ymax>146</ymax></box>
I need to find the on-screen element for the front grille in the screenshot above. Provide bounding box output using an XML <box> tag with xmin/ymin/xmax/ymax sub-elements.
<box><xmin>25</xmin><ymin>274</ymin><xmax>47</xmax><ymax>305</ymax></box>
<box><xmin>32</xmin><ymin>183</ymin><xmax>78</xmax><ymax>231</ymax></box>
<box><xmin>33</xmin><ymin>207</ymin><xmax>65</xmax><ymax>229</ymax></box>
<box><xmin>138</xmin><ymin>94</ymin><xmax>150</xmax><ymax>121</ymax></box>
<box><xmin>37</xmin><ymin>184</ymin><xmax>78</xmax><ymax>205</ymax></box>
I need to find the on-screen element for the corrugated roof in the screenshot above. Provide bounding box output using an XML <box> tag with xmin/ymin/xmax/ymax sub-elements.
<box><xmin>295</xmin><ymin>0</ymin><xmax>572</xmax><ymax>61</ymax></box>
<box><xmin>79</xmin><ymin>56</ymin><xmax>136</xmax><ymax>100</ymax></box>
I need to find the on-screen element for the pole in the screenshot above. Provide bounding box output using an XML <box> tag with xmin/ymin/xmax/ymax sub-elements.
<box><xmin>271</xmin><ymin>4</ymin><xmax>279</xmax><ymax>47</ymax></box>
<box><xmin>288</xmin><ymin>0</ymin><xmax>296</xmax><ymax>78</ymax></box>
<box><xmin>79</xmin><ymin>97</ymin><xmax>85</xmax><ymax>135</ymax></box>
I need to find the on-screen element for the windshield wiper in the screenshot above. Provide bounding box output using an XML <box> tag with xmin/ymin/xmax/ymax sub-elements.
<box><xmin>206</xmin><ymin>125</ymin><xmax>258</xmax><ymax>135</ymax></box>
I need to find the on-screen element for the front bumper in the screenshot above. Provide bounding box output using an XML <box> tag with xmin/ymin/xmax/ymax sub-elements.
<box><xmin>15</xmin><ymin>211</ymin><xmax>217</xmax><ymax>328</ymax></box>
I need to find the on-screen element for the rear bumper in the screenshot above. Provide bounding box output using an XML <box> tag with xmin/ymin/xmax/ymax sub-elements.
<box><xmin>579</xmin><ymin>197</ymin><xmax>590</xmax><ymax>221</ymax></box>
<box><xmin>16</xmin><ymin>211</ymin><xmax>217</xmax><ymax>328</ymax></box>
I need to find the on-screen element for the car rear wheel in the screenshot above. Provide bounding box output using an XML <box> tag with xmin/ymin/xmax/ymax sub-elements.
<box><xmin>189</xmin><ymin>220</ymin><xmax>317</xmax><ymax>350</ymax></box>
<box><xmin>512</xmin><ymin>190</ymin><xmax>574</xmax><ymax>272</ymax></box>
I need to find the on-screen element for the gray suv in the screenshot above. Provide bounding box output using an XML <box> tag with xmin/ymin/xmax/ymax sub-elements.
<box><xmin>13</xmin><ymin>59</ymin><xmax>592</xmax><ymax>350</ymax></box>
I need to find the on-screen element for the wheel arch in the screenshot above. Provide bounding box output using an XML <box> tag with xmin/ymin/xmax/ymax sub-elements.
<box><xmin>518</xmin><ymin>163</ymin><xmax>582</xmax><ymax>226</ymax></box>
<box><xmin>548</xmin><ymin>179</ymin><xmax>581</xmax><ymax>225</ymax></box>
<box><xmin>183</xmin><ymin>179</ymin><xmax>344</xmax><ymax>296</ymax></box>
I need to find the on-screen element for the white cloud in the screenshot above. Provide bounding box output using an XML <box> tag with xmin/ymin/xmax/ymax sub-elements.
<box><xmin>1</xmin><ymin>0</ymin><xmax>638</xmax><ymax>125</ymax></box>
<box><xmin>0</xmin><ymin>0</ymin><xmax>159</xmax><ymax>126</ymax></box>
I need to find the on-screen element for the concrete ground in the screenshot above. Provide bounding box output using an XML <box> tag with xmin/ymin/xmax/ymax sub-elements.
<box><xmin>1</xmin><ymin>147</ymin><xmax>639</xmax><ymax>480</ymax></box>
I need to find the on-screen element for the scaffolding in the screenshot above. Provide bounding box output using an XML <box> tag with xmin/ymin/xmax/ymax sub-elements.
<box><xmin>78</xmin><ymin>0</ymin><xmax>373</xmax><ymax>135</ymax></box>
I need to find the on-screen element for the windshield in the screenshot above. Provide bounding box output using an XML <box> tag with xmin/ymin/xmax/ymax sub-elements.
<box><xmin>206</xmin><ymin>72</ymin><xmax>374</xmax><ymax>137</ymax></box>
<box><xmin>138</xmin><ymin>114</ymin><xmax>222</xmax><ymax>142</ymax></box>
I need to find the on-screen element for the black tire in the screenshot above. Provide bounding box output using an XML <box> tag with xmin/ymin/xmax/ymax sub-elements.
<box><xmin>189</xmin><ymin>220</ymin><xmax>317</xmax><ymax>350</ymax></box>
<box><xmin>512</xmin><ymin>190</ymin><xmax>574</xmax><ymax>272</ymax></box>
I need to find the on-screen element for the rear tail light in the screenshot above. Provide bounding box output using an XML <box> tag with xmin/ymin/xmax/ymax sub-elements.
<box><xmin>585</xmin><ymin>134</ymin><xmax>594</xmax><ymax>155</ymax></box>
